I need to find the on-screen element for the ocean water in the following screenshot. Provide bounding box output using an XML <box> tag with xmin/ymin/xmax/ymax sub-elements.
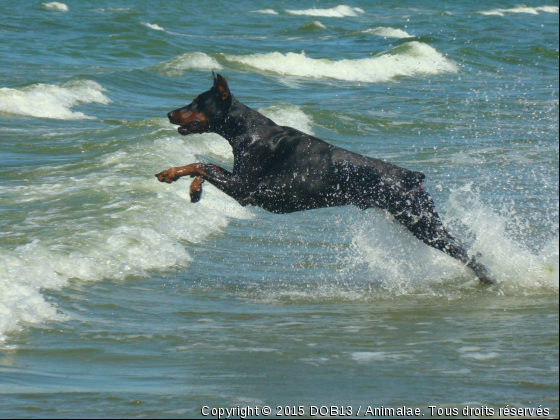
<box><xmin>0</xmin><ymin>0</ymin><xmax>558</xmax><ymax>418</ymax></box>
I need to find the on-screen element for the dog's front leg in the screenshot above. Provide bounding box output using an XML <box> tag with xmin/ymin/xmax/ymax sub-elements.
<box><xmin>155</xmin><ymin>163</ymin><xmax>207</xmax><ymax>183</ymax></box>
<box><xmin>156</xmin><ymin>163</ymin><xmax>248</xmax><ymax>203</ymax></box>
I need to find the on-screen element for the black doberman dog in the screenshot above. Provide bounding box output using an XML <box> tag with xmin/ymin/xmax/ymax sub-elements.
<box><xmin>156</xmin><ymin>73</ymin><xmax>493</xmax><ymax>285</ymax></box>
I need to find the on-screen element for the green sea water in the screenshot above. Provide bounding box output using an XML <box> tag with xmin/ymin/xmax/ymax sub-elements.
<box><xmin>0</xmin><ymin>0</ymin><xmax>558</xmax><ymax>418</ymax></box>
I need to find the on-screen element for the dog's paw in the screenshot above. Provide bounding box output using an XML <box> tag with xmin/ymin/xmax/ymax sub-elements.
<box><xmin>155</xmin><ymin>169</ymin><xmax>177</xmax><ymax>184</ymax></box>
<box><xmin>190</xmin><ymin>188</ymin><xmax>202</xmax><ymax>203</ymax></box>
<box><xmin>189</xmin><ymin>177</ymin><xmax>204</xmax><ymax>203</ymax></box>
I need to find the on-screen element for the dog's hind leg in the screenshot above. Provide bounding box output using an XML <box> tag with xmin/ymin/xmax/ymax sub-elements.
<box><xmin>387</xmin><ymin>186</ymin><xmax>494</xmax><ymax>285</ymax></box>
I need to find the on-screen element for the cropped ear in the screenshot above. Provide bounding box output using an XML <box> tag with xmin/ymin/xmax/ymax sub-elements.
<box><xmin>213</xmin><ymin>73</ymin><xmax>230</xmax><ymax>101</ymax></box>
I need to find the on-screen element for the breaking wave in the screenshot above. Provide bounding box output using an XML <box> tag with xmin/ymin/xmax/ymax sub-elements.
<box><xmin>250</xmin><ymin>9</ymin><xmax>278</xmax><ymax>15</ymax></box>
<box><xmin>479</xmin><ymin>5</ymin><xmax>559</xmax><ymax>16</ymax></box>
<box><xmin>142</xmin><ymin>22</ymin><xmax>165</xmax><ymax>31</ymax></box>
<box><xmin>285</xmin><ymin>5</ymin><xmax>365</xmax><ymax>18</ymax></box>
<box><xmin>151</xmin><ymin>52</ymin><xmax>223</xmax><ymax>77</ymax></box>
<box><xmin>363</xmin><ymin>27</ymin><xmax>413</xmax><ymax>39</ymax></box>
<box><xmin>259</xmin><ymin>104</ymin><xmax>315</xmax><ymax>135</ymax></box>
<box><xmin>0</xmin><ymin>80</ymin><xmax>111</xmax><ymax>120</ymax></box>
<box><xmin>41</xmin><ymin>2</ymin><xmax>69</xmax><ymax>12</ymax></box>
<box><xmin>224</xmin><ymin>42</ymin><xmax>458</xmax><ymax>83</ymax></box>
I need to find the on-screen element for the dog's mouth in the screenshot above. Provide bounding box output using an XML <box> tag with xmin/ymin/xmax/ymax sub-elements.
<box><xmin>177</xmin><ymin>120</ymin><xmax>201</xmax><ymax>135</ymax></box>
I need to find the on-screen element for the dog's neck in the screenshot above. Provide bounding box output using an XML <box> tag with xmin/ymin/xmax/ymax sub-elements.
<box><xmin>213</xmin><ymin>97</ymin><xmax>276</xmax><ymax>151</ymax></box>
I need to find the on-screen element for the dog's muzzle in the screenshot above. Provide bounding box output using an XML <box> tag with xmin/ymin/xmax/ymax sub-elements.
<box><xmin>168</xmin><ymin>110</ymin><xmax>207</xmax><ymax>135</ymax></box>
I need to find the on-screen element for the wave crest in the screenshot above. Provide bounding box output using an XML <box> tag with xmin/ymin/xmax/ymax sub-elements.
<box><xmin>142</xmin><ymin>22</ymin><xmax>165</xmax><ymax>31</ymax></box>
<box><xmin>250</xmin><ymin>9</ymin><xmax>278</xmax><ymax>15</ymax></box>
<box><xmin>286</xmin><ymin>5</ymin><xmax>364</xmax><ymax>17</ymax></box>
<box><xmin>363</xmin><ymin>27</ymin><xmax>413</xmax><ymax>39</ymax></box>
<box><xmin>152</xmin><ymin>52</ymin><xmax>223</xmax><ymax>77</ymax></box>
<box><xmin>0</xmin><ymin>80</ymin><xmax>110</xmax><ymax>120</ymax></box>
<box><xmin>42</xmin><ymin>2</ymin><xmax>69</xmax><ymax>12</ymax></box>
<box><xmin>259</xmin><ymin>104</ymin><xmax>315</xmax><ymax>135</ymax></box>
<box><xmin>224</xmin><ymin>42</ymin><xmax>458</xmax><ymax>83</ymax></box>
<box><xmin>479</xmin><ymin>5</ymin><xmax>559</xmax><ymax>16</ymax></box>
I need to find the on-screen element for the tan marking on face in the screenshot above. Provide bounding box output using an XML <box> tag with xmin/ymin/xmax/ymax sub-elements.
<box><xmin>177</xmin><ymin>111</ymin><xmax>211</xmax><ymax>133</ymax></box>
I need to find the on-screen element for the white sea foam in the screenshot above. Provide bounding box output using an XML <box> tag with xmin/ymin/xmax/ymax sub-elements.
<box><xmin>479</xmin><ymin>5</ymin><xmax>559</xmax><ymax>16</ymax></box>
<box><xmin>286</xmin><ymin>5</ymin><xmax>364</xmax><ymax>17</ymax></box>
<box><xmin>351</xmin><ymin>352</ymin><xmax>412</xmax><ymax>363</ymax></box>
<box><xmin>154</xmin><ymin>52</ymin><xmax>223</xmax><ymax>77</ymax></box>
<box><xmin>42</xmin><ymin>2</ymin><xmax>69</xmax><ymax>12</ymax></box>
<box><xmin>458</xmin><ymin>346</ymin><xmax>482</xmax><ymax>353</ymax></box>
<box><xmin>259</xmin><ymin>104</ymin><xmax>315</xmax><ymax>135</ymax></box>
<box><xmin>93</xmin><ymin>7</ymin><xmax>132</xmax><ymax>13</ymax></box>
<box><xmin>0</xmin><ymin>80</ymin><xmax>111</xmax><ymax>120</ymax></box>
<box><xmin>224</xmin><ymin>42</ymin><xmax>458</xmax><ymax>83</ymax></box>
<box><xmin>250</xmin><ymin>9</ymin><xmax>278</xmax><ymax>15</ymax></box>
<box><xmin>363</xmin><ymin>27</ymin><xmax>413</xmax><ymax>39</ymax></box>
<box><xmin>0</xmin><ymin>127</ymin><xmax>252</xmax><ymax>344</ymax></box>
<box><xmin>460</xmin><ymin>350</ymin><xmax>500</xmax><ymax>361</ymax></box>
<box><xmin>305</xmin><ymin>21</ymin><xmax>327</xmax><ymax>30</ymax></box>
<box><xmin>142</xmin><ymin>22</ymin><xmax>165</xmax><ymax>31</ymax></box>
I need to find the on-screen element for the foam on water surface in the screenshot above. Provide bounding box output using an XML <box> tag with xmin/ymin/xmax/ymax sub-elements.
<box><xmin>285</xmin><ymin>5</ymin><xmax>364</xmax><ymax>18</ymax></box>
<box><xmin>142</xmin><ymin>22</ymin><xmax>165</xmax><ymax>31</ymax></box>
<box><xmin>363</xmin><ymin>27</ymin><xmax>413</xmax><ymax>39</ymax></box>
<box><xmin>479</xmin><ymin>6</ymin><xmax>559</xmax><ymax>16</ymax></box>
<box><xmin>41</xmin><ymin>2</ymin><xmax>68</xmax><ymax>12</ymax></box>
<box><xmin>351</xmin><ymin>352</ymin><xmax>413</xmax><ymax>363</ymax></box>
<box><xmin>0</xmin><ymin>80</ymin><xmax>111</xmax><ymax>120</ymax></box>
<box><xmin>250</xmin><ymin>9</ymin><xmax>278</xmax><ymax>15</ymax></box>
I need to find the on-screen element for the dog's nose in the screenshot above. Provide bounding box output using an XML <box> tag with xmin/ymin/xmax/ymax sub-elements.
<box><xmin>167</xmin><ymin>111</ymin><xmax>174</xmax><ymax>121</ymax></box>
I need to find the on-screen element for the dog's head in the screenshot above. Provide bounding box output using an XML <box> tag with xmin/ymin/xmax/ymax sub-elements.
<box><xmin>167</xmin><ymin>72</ymin><xmax>232</xmax><ymax>136</ymax></box>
